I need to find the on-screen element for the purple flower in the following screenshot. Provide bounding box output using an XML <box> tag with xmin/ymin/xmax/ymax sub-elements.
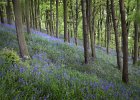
<box><xmin>33</xmin><ymin>66</ymin><xmax>39</xmax><ymax>73</ymax></box>
<box><xmin>19</xmin><ymin>67</ymin><xmax>25</xmax><ymax>73</ymax></box>
<box><xmin>18</xmin><ymin>78</ymin><xmax>26</xmax><ymax>85</ymax></box>
<box><xmin>102</xmin><ymin>84</ymin><xmax>110</xmax><ymax>91</ymax></box>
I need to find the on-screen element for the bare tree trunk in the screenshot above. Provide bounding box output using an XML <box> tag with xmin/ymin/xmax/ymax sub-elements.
<box><xmin>50</xmin><ymin>0</ymin><xmax>54</xmax><ymax>35</ymax></box>
<box><xmin>119</xmin><ymin>0</ymin><xmax>129</xmax><ymax>83</ymax></box>
<box><xmin>37</xmin><ymin>0</ymin><xmax>41</xmax><ymax>31</ymax></box>
<box><xmin>81</xmin><ymin>0</ymin><xmax>89</xmax><ymax>64</ymax></box>
<box><xmin>106</xmin><ymin>0</ymin><xmax>110</xmax><ymax>54</ymax></box>
<box><xmin>86</xmin><ymin>0</ymin><xmax>96</xmax><ymax>58</ymax></box>
<box><xmin>56</xmin><ymin>0</ymin><xmax>59</xmax><ymax>38</ymax></box>
<box><xmin>31</xmin><ymin>0</ymin><xmax>35</xmax><ymax>29</ymax></box>
<box><xmin>12</xmin><ymin>0</ymin><xmax>29</xmax><ymax>59</ymax></box>
<box><xmin>0</xmin><ymin>6</ymin><xmax>4</xmax><ymax>23</ymax></box>
<box><xmin>74</xmin><ymin>0</ymin><xmax>78</xmax><ymax>45</ymax></box>
<box><xmin>111</xmin><ymin>0</ymin><xmax>122</xmax><ymax>70</ymax></box>
<box><xmin>63</xmin><ymin>0</ymin><xmax>68</xmax><ymax>42</ymax></box>
<box><xmin>6</xmin><ymin>0</ymin><xmax>12</xmax><ymax>24</ymax></box>
<box><xmin>133</xmin><ymin>21</ymin><xmax>139</xmax><ymax>64</ymax></box>
<box><xmin>25</xmin><ymin>0</ymin><xmax>31</xmax><ymax>34</ymax></box>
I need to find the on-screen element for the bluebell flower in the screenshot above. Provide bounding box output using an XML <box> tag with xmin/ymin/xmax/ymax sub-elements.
<box><xmin>19</xmin><ymin>67</ymin><xmax>25</xmax><ymax>73</ymax></box>
<box><xmin>33</xmin><ymin>66</ymin><xmax>39</xmax><ymax>73</ymax></box>
<box><xmin>18</xmin><ymin>78</ymin><xmax>26</xmax><ymax>85</ymax></box>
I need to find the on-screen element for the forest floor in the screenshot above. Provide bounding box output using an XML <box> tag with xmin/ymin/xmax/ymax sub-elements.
<box><xmin>0</xmin><ymin>23</ymin><xmax>140</xmax><ymax>100</ymax></box>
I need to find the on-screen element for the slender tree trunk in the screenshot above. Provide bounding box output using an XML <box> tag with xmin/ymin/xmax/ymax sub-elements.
<box><xmin>6</xmin><ymin>0</ymin><xmax>12</xmax><ymax>24</ymax></box>
<box><xmin>86</xmin><ymin>0</ymin><xmax>95</xmax><ymax>58</ymax></box>
<box><xmin>92</xmin><ymin>0</ymin><xmax>96</xmax><ymax>58</ymax></box>
<box><xmin>34</xmin><ymin>0</ymin><xmax>38</xmax><ymax>29</ymax></box>
<box><xmin>56</xmin><ymin>0</ymin><xmax>59</xmax><ymax>38</ymax></box>
<box><xmin>119</xmin><ymin>0</ymin><xmax>129</xmax><ymax>83</ymax></box>
<box><xmin>70</xmin><ymin>0</ymin><xmax>75</xmax><ymax>39</ymax></box>
<box><xmin>37</xmin><ymin>0</ymin><xmax>41</xmax><ymax>31</ymax></box>
<box><xmin>111</xmin><ymin>0</ymin><xmax>122</xmax><ymax>70</ymax></box>
<box><xmin>45</xmin><ymin>10</ymin><xmax>50</xmax><ymax>34</ymax></box>
<box><xmin>106</xmin><ymin>0</ymin><xmax>110</xmax><ymax>54</ymax></box>
<box><xmin>29</xmin><ymin>0</ymin><xmax>33</xmax><ymax>28</ymax></box>
<box><xmin>50</xmin><ymin>0</ymin><xmax>54</xmax><ymax>35</ymax></box>
<box><xmin>68</xmin><ymin>27</ymin><xmax>70</xmax><ymax>43</ymax></box>
<box><xmin>63</xmin><ymin>0</ymin><xmax>68</xmax><ymax>42</ymax></box>
<box><xmin>0</xmin><ymin>6</ymin><xmax>4</xmax><ymax>23</ymax></box>
<box><xmin>133</xmin><ymin>22</ymin><xmax>139</xmax><ymax>64</ymax></box>
<box><xmin>12</xmin><ymin>0</ymin><xmax>29</xmax><ymax>59</ymax></box>
<box><xmin>25</xmin><ymin>0</ymin><xmax>31</xmax><ymax>34</ymax></box>
<box><xmin>81</xmin><ymin>0</ymin><xmax>89</xmax><ymax>64</ymax></box>
<box><xmin>31</xmin><ymin>0</ymin><xmax>35</xmax><ymax>29</ymax></box>
<box><xmin>74</xmin><ymin>0</ymin><xmax>78</xmax><ymax>45</ymax></box>
<box><xmin>97</xmin><ymin>20</ymin><xmax>100</xmax><ymax>45</ymax></box>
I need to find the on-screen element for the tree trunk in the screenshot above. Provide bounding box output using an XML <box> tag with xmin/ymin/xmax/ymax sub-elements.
<box><xmin>50</xmin><ymin>0</ymin><xmax>54</xmax><ymax>35</ymax></box>
<box><xmin>12</xmin><ymin>0</ymin><xmax>29</xmax><ymax>59</ymax></box>
<box><xmin>56</xmin><ymin>0</ymin><xmax>59</xmax><ymax>38</ymax></box>
<box><xmin>63</xmin><ymin>0</ymin><xmax>68</xmax><ymax>42</ymax></box>
<box><xmin>25</xmin><ymin>0</ymin><xmax>31</xmax><ymax>34</ymax></box>
<box><xmin>37</xmin><ymin>0</ymin><xmax>41</xmax><ymax>31</ymax></box>
<box><xmin>31</xmin><ymin>0</ymin><xmax>35</xmax><ymax>29</ymax></box>
<box><xmin>106</xmin><ymin>0</ymin><xmax>110</xmax><ymax>54</ymax></box>
<box><xmin>0</xmin><ymin>6</ymin><xmax>4</xmax><ymax>23</ymax></box>
<box><xmin>119</xmin><ymin>0</ymin><xmax>129</xmax><ymax>83</ymax></box>
<box><xmin>6</xmin><ymin>0</ymin><xmax>12</xmax><ymax>24</ymax></box>
<box><xmin>86</xmin><ymin>0</ymin><xmax>95</xmax><ymax>58</ymax></box>
<box><xmin>111</xmin><ymin>0</ymin><xmax>122</xmax><ymax>70</ymax></box>
<box><xmin>81</xmin><ymin>0</ymin><xmax>89</xmax><ymax>64</ymax></box>
<box><xmin>74</xmin><ymin>0</ymin><xmax>78</xmax><ymax>45</ymax></box>
<box><xmin>133</xmin><ymin>21</ymin><xmax>139</xmax><ymax>64</ymax></box>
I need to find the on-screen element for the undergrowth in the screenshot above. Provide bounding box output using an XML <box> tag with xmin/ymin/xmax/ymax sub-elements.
<box><xmin>0</xmin><ymin>24</ymin><xmax>140</xmax><ymax>100</ymax></box>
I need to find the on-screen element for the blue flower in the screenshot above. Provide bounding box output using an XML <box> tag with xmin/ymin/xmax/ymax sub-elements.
<box><xmin>19</xmin><ymin>67</ymin><xmax>25</xmax><ymax>73</ymax></box>
<box><xmin>33</xmin><ymin>66</ymin><xmax>39</xmax><ymax>73</ymax></box>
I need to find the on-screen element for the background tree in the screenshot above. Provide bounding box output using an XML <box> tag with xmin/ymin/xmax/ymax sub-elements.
<box><xmin>63</xmin><ymin>0</ymin><xmax>68</xmax><ymax>42</ymax></box>
<box><xmin>25</xmin><ymin>0</ymin><xmax>31</xmax><ymax>34</ymax></box>
<box><xmin>6</xmin><ymin>0</ymin><xmax>12</xmax><ymax>24</ymax></box>
<box><xmin>0</xmin><ymin>5</ymin><xmax>4</xmax><ymax>23</ymax></box>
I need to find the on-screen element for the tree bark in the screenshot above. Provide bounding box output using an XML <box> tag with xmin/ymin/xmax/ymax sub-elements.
<box><xmin>74</xmin><ymin>0</ymin><xmax>78</xmax><ymax>45</ymax></box>
<box><xmin>111</xmin><ymin>0</ymin><xmax>122</xmax><ymax>70</ymax></box>
<box><xmin>12</xmin><ymin>0</ymin><xmax>29</xmax><ymax>59</ymax></box>
<box><xmin>25</xmin><ymin>0</ymin><xmax>31</xmax><ymax>34</ymax></box>
<box><xmin>133</xmin><ymin>21</ymin><xmax>139</xmax><ymax>64</ymax></box>
<box><xmin>81</xmin><ymin>0</ymin><xmax>89</xmax><ymax>64</ymax></box>
<box><xmin>31</xmin><ymin>0</ymin><xmax>35</xmax><ymax>29</ymax></box>
<box><xmin>106</xmin><ymin>0</ymin><xmax>110</xmax><ymax>54</ymax></box>
<box><xmin>86</xmin><ymin>0</ymin><xmax>95</xmax><ymax>58</ymax></box>
<box><xmin>63</xmin><ymin>0</ymin><xmax>68</xmax><ymax>42</ymax></box>
<box><xmin>50</xmin><ymin>0</ymin><xmax>54</xmax><ymax>35</ymax></box>
<box><xmin>0</xmin><ymin>6</ymin><xmax>4</xmax><ymax>23</ymax></box>
<box><xmin>56</xmin><ymin>0</ymin><xmax>59</xmax><ymax>38</ymax></box>
<box><xmin>6</xmin><ymin>0</ymin><xmax>12</xmax><ymax>24</ymax></box>
<box><xmin>119</xmin><ymin>0</ymin><xmax>129</xmax><ymax>83</ymax></box>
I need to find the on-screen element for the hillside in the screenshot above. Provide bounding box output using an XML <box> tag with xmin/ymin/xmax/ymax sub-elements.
<box><xmin>0</xmin><ymin>23</ymin><xmax>140</xmax><ymax>100</ymax></box>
